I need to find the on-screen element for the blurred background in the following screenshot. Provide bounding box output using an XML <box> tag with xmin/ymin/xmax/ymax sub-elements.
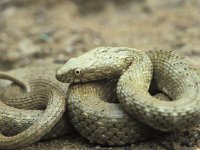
<box><xmin>0</xmin><ymin>0</ymin><xmax>200</xmax><ymax>149</ymax></box>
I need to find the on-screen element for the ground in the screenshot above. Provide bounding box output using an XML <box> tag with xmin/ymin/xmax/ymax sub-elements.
<box><xmin>0</xmin><ymin>0</ymin><xmax>200</xmax><ymax>149</ymax></box>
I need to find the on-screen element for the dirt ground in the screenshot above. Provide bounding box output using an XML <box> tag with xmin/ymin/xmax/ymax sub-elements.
<box><xmin>1</xmin><ymin>0</ymin><xmax>200</xmax><ymax>149</ymax></box>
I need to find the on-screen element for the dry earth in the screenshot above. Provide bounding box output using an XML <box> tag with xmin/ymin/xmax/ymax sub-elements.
<box><xmin>0</xmin><ymin>0</ymin><xmax>200</xmax><ymax>149</ymax></box>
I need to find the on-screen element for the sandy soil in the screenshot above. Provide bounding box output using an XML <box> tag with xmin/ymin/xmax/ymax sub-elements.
<box><xmin>0</xmin><ymin>0</ymin><xmax>200</xmax><ymax>149</ymax></box>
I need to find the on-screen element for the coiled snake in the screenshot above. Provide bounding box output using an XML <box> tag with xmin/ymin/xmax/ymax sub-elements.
<box><xmin>0</xmin><ymin>64</ymin><xmax>72</xmax><ymax>149</ymax></box>
<box><xmin>57</xmin><ymin>47</ymin><xmax>200</xmax><ymax>131</ymax></box>
<box><xmin>0</xmin><ymin>47</ymin><xmax>200</xmax><ymax>149</ymax></box>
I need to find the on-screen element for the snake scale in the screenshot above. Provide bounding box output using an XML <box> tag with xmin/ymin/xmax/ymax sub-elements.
<box><xmin>0</xmin><ymin>64</ymin><xmax>73</xmax><ymax>149</ymax></box>
<box><xmin>0</xmin><ymin>47</ymin><xmax>200</xmax><ymax>149</ymax></box>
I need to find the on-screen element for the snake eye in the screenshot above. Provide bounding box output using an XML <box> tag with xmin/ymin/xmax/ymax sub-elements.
<box><xmin>74</xmin><ymin>68</ymin><xmax>83</xmax><ymax>77</ymax></box>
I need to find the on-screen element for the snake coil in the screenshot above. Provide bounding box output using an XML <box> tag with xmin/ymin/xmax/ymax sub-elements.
<box><xmin>57</xmin><ymin>47</ymin><xmax>200</xmax><ymax>131</ymax></box>
<box><xmin>0</xmin><ymin>47</ymin><xmax>200</xmax><ymax>149</ymax></box>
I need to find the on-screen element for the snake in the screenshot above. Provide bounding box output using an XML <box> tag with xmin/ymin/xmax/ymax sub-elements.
<box><xmin>56</xmin><ymin>47</ymin><xmax>200</xmax><ymax>132</ymax></box>
<box><xmin>0</xmin><ymin>64</ymin><xmax>154</xmax><ymax>149</ymax></box>
<box><xmin>0</xmin><ymin>47</ymin><xmax>200</xmax><ymax>149</ymax></box>
<box><xmin>0</xmin><ymin>62</ymin><xmax>154</xmax><ymax>149</ymax></box>
<box><xmin>0</xmin><ymin>64</ymin><xmax>73</xmax><ymax>149</ymax></box>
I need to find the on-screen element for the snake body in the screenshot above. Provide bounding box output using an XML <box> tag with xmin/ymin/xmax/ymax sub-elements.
<box><xmin>0</xmin><ymin>47</ymin><xmax>200</xmax><ymax>149</ymax></box>
<box><xmin>67</xmin><ymin>79</ymin><xmax>155</xmax><ymax>145</ymax></box>
<box><xmin>0</xmin><ymin>64</ymin><xmax>71</xmax><ymax>149</ymax></box>
<box><xmin>56</xmin><ymin>47</ymin><xmax>200</xmax><ymax>131</ymax></box>
<box><xmin>0</xmin><ymin>63</ymin><xmax>154</xmax><ymax>149</ymax></box>
<box><xmin>117</xmin><ymin>50</ymin><xmax>200</xmax><ymax>131</ymax></box>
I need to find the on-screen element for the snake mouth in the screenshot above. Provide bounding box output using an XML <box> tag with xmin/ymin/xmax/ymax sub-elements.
<box><xmin>56</xmin><ymin>68</ymin><xmax>81</xmax><ymax>83</ymax></box>
<box><xmin>55</xmin><ymin>73</ymin><xmax>82</xmax><ymax>83</ymax></box>
<box><xmin>56</xmin><ymin>75</ymin><xmax>73</xmax><ymax>83</ymax></box>
<box><xmin>55</xmin><ymin>69</ymin><xmax>70</xmax><ymax>83</ymax></box>
<box><xmin>55</xmin><ymin>74</ymin><xmax>64</xmax><ymax>82</ymax></box>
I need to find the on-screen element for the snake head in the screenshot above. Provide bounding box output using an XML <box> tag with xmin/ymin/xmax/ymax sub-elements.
<box><xmin>56</xmin><ymin>47</ymin><xmax>137</xmax><ymax>83</ymax></box>
<box><xmin>56</xmin><ymin>57</ymin><xmax>84</xmax><ymax>83</ymax></box>
<box><xmin>56</xmin><ymin>51</ymin><xmax>102</xmax><ymax>83</ymax></box>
